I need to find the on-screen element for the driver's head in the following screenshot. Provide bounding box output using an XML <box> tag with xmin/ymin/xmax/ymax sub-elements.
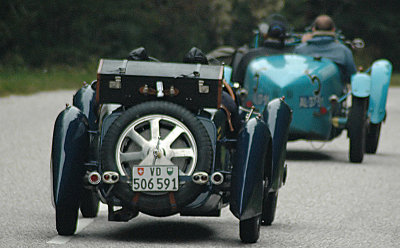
<box><xmin>265</xmin><ymin>14</ymin><xmax>288</xmax><ymax>41</ymax></box>
<box><xmin>313</xmin><ymin>15</ymin><xmax>336</xmax><ymax>32</ymax></box>
<box><xmin>267</xmin><ymin>21</ymin><xmax>287</xmax><ymax>40</ymax></box>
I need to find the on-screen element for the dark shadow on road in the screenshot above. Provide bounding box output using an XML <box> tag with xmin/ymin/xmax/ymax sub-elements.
<box><xmin>286</xmin><ymin>150</ymin><xmax>334</xmax><ymax>161</ymax></box>
<box><xmin>95</xmin><ymin>219</ymin><xmax>220</xmax><ymax>244</ymax></box>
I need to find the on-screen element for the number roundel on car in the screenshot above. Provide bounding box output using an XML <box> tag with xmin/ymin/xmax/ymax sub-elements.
<box><xmin>101</xmin><ymin>101</ymin><xmax>212</xmax><ymax>216</ymax></box>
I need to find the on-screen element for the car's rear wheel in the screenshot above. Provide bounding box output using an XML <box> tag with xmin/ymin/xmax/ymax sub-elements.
<box><xmin>365</xmin><ymin>123</ymin><xmax>381</xmax><ymax>154</ymax></box>
<box><xmin>348</xmin><ymin>96</ymin><xmax>368</xmax><ymax>163</ymax></box>
<box><xmin>262</xmin><ymin>191</ymin><xmax>278</xmax><ymax>226</ymax></box>
<box><xmin>56</xmin><ymin>205</ymin><xmax>79</xmax><ymax>236</ymax></box>
<box><xmin>240</xmin><ymin>215</ymin><xmax>261</xmax><ymax>243</ymax></box>
<box><xmin>80</xmin><ymin>189</ymin><xmax>99</xmax><ymax>218</ymax></box>
<box><xmin>101</xmin><ymin>101</ymin><xmax>212</xmax><ymax>216</ymax></box>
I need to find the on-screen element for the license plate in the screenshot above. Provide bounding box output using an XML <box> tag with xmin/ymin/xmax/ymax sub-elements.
<box><xmin>299</xmin><ymin>95</ymin><xmax>322</xmax><ymax>108</ymax></box>
<box><xmin>132</xmin><ymin>166</ymin><xmax>179</xmax><ymax>192</ymax></box>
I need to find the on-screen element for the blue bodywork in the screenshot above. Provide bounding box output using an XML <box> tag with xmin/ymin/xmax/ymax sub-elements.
<box><xmin>72</xmin><ymin>82</ymin><xmax>97</xmax><ymax>130</ymax></box>
<box><xmin>50</xmin><ymin>60</ymin><xmax>292</xmax><ymax>242</ymax></box>
<box><xmin>263</xmin><ymin>98</ymin><xmax>292</xmax><ymax>191</ymax></box>
<box><xmin>51</xmin><ymin>106</ymin><xmax>89</xmax><ymax>208</ymax></box>
<box><xmin>230</xmin><ymin>97</ymin><xmax>292</xmax><ymax>220</ymax></box>
<box><xmin>230</xmin><ymin>117</ymin><xmax>271</xmax><ymax>220</ymax></box>
<box><xmin>239</xmin><ymin>53</ymin><xmax>391</xmax><ymax>142</ymax></box>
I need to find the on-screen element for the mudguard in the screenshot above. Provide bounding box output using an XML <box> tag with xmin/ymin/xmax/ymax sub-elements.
<box><xmin>351</xmin><ymin>73</ymin><xmax>371</xmax><ymax>98</ymax></box>
<box><xmin>368</xmin><ymin>59</ymin><xmax>392</xmax><ymax>124</ymax></box>
<box><xmin>73</xmin><ymin>82</ymin><xmax>97</xmax><ymax>130</ymax></box>
<box><xmin>262</xmin><ymin>98</ymin><xmax>292</xmax><ymax>191</ymax></box>
<box><xmin>230</xmin><ymin>117</ymin><xmax>271</xmax><ymax>220</ymax></box>
<box><xmin>51</xmin><ymin>106</ymin><xmax>89</xmax><ymax>208</ymax></box>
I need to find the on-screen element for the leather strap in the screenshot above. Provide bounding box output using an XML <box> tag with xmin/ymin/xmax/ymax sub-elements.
<box><xmin>219</xmin><ymin>104</ymin><xmax>235</xmax><ymax>132</ymax></box>
<box><xmin>169</xmin><ymin>192</ymin><xmax>177</xmax><ymax>210</ymax></box>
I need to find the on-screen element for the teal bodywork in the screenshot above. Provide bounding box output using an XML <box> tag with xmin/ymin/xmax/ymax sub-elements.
<box><xmin>368</xmin><ymin>59</ymin><xmax>392</xmax><ymax>124</ymax></box>
<box><xmin>350</xmin><ymin>59</ymin><xmax>392</xmax><ymax>124</ymax></box>
<box><xmin>231</xmin><ymin>54</ymin><xmax>391</xmax><ymax>142</ymax></box>
<box><xmin>224</xmin><ymin>66</ymin><xmax>233</xmax><ymax>86</ymax></box>
<box><xmin>243</xmin><ymin>54</ymin><xmax>342</xmax><ymax>140</ymax></box>
<box><xmin>351</xmin><ymin>73</ymin><xmax>371</xmax><ymax>98</ymax></box>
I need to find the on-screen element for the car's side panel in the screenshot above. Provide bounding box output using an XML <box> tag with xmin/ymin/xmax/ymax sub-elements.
<box><xmin>51</xmin><ymin>106</ymin><xmax>89</xmax><ymax>208</ymax></box>
<box><xmin>263</xmin><ymin>98</ymin><xmax>292</xmax><ymax>191</ymax></box>
<box><xmin>230</xmin><ymin>118</ymin><xmax>271</xmax><ymax>221</ymax></box>
<box><xmin>368</xmin><ymin>59</ymin><xmax>392</xmax><ymax>124</ymax></box>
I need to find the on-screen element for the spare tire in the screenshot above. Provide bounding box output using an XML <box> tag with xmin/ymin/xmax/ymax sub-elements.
<box><xmin>101</xmin><ymin>101</ymin><xmax>212</xmax><ymax>216</ymax></box>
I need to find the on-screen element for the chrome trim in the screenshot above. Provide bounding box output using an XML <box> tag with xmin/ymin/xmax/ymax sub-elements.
<box><xmin>210</xmin><ymin>172</ymin><xmax>224</xmax><ymax>185</ymax></box>
<box><xmin>102</xmin><ymin>171</ymin><xmax>120</xmax><ymax>184</ymax></box>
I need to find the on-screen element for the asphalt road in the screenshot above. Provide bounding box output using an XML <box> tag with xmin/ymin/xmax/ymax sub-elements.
<box><xmin>0</xmin><ymin>88</ymin><xmax>399</xmax><ymax>248</ymax></box>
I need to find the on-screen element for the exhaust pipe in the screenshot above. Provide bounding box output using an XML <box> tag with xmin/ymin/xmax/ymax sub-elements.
<box><xmin>102</xmin><ymin>171</ymin><xmax>119</xmax><ymax>184</ymax></box>
<box><xmin>210</xmin><ymin>172</ymin><xmax>224</xmax><ymax>185</ymax></box>
<box><xmin>192</xmin><ymin>172</ymin><xmax>209</xmax><ymax>184</ymax></box>
<box><xmin>87</xmin><ymin>171</ymin><xmax>101</xmax><ymax>185</ymax></box>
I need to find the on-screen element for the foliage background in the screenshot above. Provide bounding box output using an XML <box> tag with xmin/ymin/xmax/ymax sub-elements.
<box><xmin>1</xmin><ymin>0</ymin><xmax>399</xmax><ymax>71</ymax></box>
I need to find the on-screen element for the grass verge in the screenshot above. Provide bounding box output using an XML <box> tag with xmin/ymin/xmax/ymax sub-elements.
<box><xmin>0</xmin><ymin>66</ymin><xmax>96</xmax><ymax>97</ymax></box>
<box><xmin>391</xmin><ymin>73</ymin><xmax>400</xmax><ymax>87</ymax></box>
<box><xmin>1</xmin><ymin>67</ymin><xmax>399</xmax><ymax>97</ymax></box>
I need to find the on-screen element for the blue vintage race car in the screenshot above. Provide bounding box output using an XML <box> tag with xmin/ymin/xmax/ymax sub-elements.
<box><xmin>222</xmin><ymin>34</ymin><xmax>392</xmax><ymax>163</ymax></box>
<box><xmin>50</xmin><ymin>58</ymin><xmax>292</xmax><ymax>243</ymax></box>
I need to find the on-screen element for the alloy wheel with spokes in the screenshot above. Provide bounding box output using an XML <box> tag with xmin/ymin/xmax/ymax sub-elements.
<box><xmin>116</xmin><ymin>114</ymin><xmax>198</xmax><ymax>178</ymax></box>
<box><xmin>101</xmin><ymin>101</ymin><xmax>212</xmax><ymax>216</ymax></box>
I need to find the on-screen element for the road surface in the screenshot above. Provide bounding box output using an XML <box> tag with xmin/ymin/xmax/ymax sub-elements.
<box><xmin>0</xmin><ymin>88</ymin><xmax>399</xmax><ymax>247</ymax></box>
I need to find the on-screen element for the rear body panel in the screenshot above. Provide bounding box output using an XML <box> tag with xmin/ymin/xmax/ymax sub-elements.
<box><xmin>244</xmin><ymin>54</ymin><xmax>342</xmax><ymax>141</ymax></box>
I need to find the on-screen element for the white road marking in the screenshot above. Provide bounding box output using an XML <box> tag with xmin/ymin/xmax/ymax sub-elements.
<box><xmin>47</xmin><ymin>204</ymin><xmax>108</xmax><ymax>244</ymax></box>
<box><xmin>99</xmin><ymin>203</ymin><xmax>108</xmax><ymax>212</ymax></box>
<box><xmin>47</xmin><ymin>218</ymin><xmax>94</xmax><ymax>244</ymax></box>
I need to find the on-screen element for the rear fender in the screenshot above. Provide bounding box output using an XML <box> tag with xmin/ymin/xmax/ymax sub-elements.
<box><xmin>368</xmin><ymin>59</ymin><xmax>392</xmax><ymax>124</ymax></box>
<box><xmin>262</xmin><ymin>98</ymin><xmax>292</xmax><ymax>191</ymax></box>
<box><xmin>73</xmin><ymin>81</ymin><xmax>98</xmax><ymax>130</ymax></box>
<box><xmin>230</xmin><ymin>117</ymin><xmax>271</xmax><ymax>220</ymax></box>
<box><xmin>51</xmin><ymin>106</ymin><xmax>90</xmax><ymax>208</ymax></box>
<box><xmin>351</xmin><ymin>73</ymin><xmax>371</xmax><ymax>98</ymax></box>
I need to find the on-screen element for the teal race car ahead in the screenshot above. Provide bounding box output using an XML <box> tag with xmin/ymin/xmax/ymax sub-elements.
<box><xmin>223</xmin><ymin>39</ymin><xmax>391</xmax><ymax>163</ymax></box>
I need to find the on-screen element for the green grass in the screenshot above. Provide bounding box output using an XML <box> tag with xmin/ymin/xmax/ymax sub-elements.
<box><xmin>0</xmin><ymin>66</ymin><xmax>96</xmax><ymax>97</ymax></box>
<box><xmin>391</xmin><ymin>73</ymin><xmax>400</xmax><ymax>87</ymax></box>
<box><xmin>0</xmin><ymin>66</ymin><xmax>399</xmax><ymax>97</ymax></box>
